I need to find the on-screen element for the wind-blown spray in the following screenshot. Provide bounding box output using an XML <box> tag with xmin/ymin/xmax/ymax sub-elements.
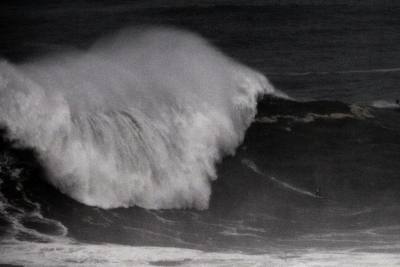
<box><xmin>0</xmin><ymin>27</ymin><xmax>281</xmax><ymax>209</ymax></box>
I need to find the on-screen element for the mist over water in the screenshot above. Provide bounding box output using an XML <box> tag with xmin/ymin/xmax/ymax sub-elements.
<box><xmin>0</xmin><ymin>27</ymin><xmax>279</xmax><ymax>210</ymax></box>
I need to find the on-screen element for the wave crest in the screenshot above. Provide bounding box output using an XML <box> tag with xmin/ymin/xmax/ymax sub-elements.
<box><xmin>0</xmin><ymin>27</ymin><xmax>279</xmax><ymax>209</ymax></box>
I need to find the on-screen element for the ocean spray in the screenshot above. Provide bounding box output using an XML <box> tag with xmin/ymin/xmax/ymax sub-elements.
<box><xmin>0</xmin><ymin>27</ymin><xmax>279</xmax><ymax>209</ymax></box>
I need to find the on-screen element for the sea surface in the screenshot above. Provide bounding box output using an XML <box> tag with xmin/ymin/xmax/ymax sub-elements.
<box><xmin>1</xmin><ymin>1</ymin><xmax>400</xmax><ymax>266</ymax></box>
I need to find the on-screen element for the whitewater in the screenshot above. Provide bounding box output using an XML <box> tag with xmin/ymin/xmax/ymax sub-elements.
<box><xmin>0</xmin><ymin>26</ymin><xmax>282</xmax><ymax>210</ymax></box>
<box><xmin>2</xmin><ymin>2</ymin><xmax>400</xmax><ymax>266</ymax></box>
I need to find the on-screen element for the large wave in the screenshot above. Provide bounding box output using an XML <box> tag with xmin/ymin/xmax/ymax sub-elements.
<box><xmin>0</xmin><ymin>27</ymin><xmax>280</xmax><ymax>210</ymax></box>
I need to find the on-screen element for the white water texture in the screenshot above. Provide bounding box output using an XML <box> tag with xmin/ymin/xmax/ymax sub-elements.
<box><xmin>0</xmin><ymin>27</ymin><xmax>278</xmax><ymax>209</ymax></box>
<box><xmin>1</xmin><ymin>240</ymin><xmax>399</xmax><ymax>267</ymax></box>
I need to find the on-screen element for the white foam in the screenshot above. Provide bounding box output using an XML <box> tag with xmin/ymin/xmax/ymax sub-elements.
<box><xmin>372</xmin><ymin>100</ymin><xmax>400</xmax><ymax>109</ymax></box>
<box><xmin>0</xmin><ymin>27</ymin><xmax>281</xmax><ymax>210</ymax></box>
<box><xmin>0</xmin><ymin>240</ymin><xmax>399</xmax><ymax>267</ymax></box>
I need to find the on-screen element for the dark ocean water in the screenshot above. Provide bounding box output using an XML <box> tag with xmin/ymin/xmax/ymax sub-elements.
<box><xmin>1</xmin><ymin>1</ymin><xmax>400</xmax><ymax>266</ymax></box>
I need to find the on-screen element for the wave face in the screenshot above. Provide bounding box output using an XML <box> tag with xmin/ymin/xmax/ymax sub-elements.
<box><xmin>0</xmin><ymin>27</ymin><xmax>278</xmax><ymax>209</ymax></box>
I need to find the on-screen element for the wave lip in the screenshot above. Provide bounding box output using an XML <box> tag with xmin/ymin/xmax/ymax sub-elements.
<box><xmin>0</xmin><ymin>27</ymin><xmax>278</xmax><ymax>210</ymax></box>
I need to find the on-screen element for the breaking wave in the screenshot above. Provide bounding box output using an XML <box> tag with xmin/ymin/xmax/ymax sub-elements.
<box><xmin>0</xmin><ymin>26</ymin><xmax>282</xmax><ymax>209</ymax></box>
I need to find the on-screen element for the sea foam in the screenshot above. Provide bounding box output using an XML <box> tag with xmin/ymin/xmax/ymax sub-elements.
<box><xmin>0</xmin><ymin>27</ymin><xmax>280</xmax><ymax>209</ymax></box>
